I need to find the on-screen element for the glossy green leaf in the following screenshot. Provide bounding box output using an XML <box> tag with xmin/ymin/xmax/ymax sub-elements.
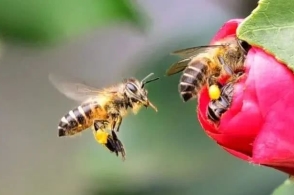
<box><xmin>271</xmin><ymin>178</ymin><xmax>294</xmax><ymax>195</ymax></box>
<box><xmin>237</xmin><ymin>0</ymin><xmax>294</xmax><ymax>70</ymax></box>
<box><xmin>0</xmin><ymin>0</ymin><xmax>144</xmax><ymax>44</ymax></box>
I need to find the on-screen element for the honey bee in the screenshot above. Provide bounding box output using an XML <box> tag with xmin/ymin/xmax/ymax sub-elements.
<box><xmin>207</xmin><ymin>82</ymin><xmax>234</xmax><ymax>123</ymax></box>
<box><xmin>49</xmin><ymin>73</ymin><xmax>159</xmax><ymax>160</ymax></box>
<box><xmin>166</xmin><ymin>37</ymin><xmax>250</xmax><ymax>102</ymax></box>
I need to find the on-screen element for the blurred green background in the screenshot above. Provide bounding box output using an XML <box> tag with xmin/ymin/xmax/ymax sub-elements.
<box><xmin>0</xmin><ymin>0</ymin><xmax>288</xmax><ymax>195</ymax></box>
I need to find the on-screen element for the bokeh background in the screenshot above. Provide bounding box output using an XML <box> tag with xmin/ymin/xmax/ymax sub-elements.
<box><xmin>0</xmin><ymin>0</ymin><xmax>288</xmax><ymax>195</ymax></box>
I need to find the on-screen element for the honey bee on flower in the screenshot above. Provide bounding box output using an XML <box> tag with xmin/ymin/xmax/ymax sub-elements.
<box><xmin>197</xmin><ymin>19</ymin><xmax>294</xmax><ymax>177</ymax></box>
<box><xmin>166</xmin><ymin>34</ymin><xmax>250</xmax><ymax>103</ymax></box>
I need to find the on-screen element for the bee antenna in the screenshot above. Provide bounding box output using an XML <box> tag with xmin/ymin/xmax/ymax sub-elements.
<box><xmin>141</xmin><ymin>73</ymin><xmax>154</xmax><ymax>83</ymax></box>
<box><xmin>144</xmin><ymin>77</ymin><xmax>160</xmax><ymax>85</ymax></box>
<box><xmin>141</xmin><ymin>73</ymin><xmax>160</xmax><ymax>87</ymax></box>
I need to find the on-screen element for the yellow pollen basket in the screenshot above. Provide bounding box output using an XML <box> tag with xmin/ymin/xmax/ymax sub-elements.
<box><xmin>94</xmin><ymin>130</ymin><xmax>108</xmax><ymax>144</ymax></box>
<box><xmin>208</xmin><ymin>84</ymin><xmax>221</xmax><ymax>100</ymax></box>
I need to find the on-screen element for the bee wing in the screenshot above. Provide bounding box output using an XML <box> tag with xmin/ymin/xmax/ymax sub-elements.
<box><xmin>166</xmin><ymin>58</ymin><xmax>191</xmax><ymax>76</ymax></box>
<box><xmin>166</xmin><ymin>45</ymin><xmax>225</xmax><ymax>76</ymax></box>
<box><xmin>170</xmin><ymin>45</ymin><xmax>224</xmax><ymax>58</ymax></box>
<box><xmin>49</xmin><ymin>73</ymin><xmax>105</xmax><ymax>102</ymax></box>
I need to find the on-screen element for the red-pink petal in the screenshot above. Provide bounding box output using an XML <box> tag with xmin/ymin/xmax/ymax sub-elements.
<box><xmin>222</xmin><ymin>146</ymin><xmax>252</xmax><ymax>161</ymax></box>
<box><xmin>218</xmin><ymin>49</ymin><xmax>263</xmax><ymax>136</ymax></box>
<box><xmin>210</xmin><ymin>19</ymin><xmax>243</xmax><ymax>43</ymax></box>
<box><xmin>249</xmin><ymin>48</ymin><xmax>294</xmax><ymax>168</ymax></box>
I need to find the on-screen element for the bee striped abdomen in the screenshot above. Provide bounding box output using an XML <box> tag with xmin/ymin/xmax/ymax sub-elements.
<box><xmin>58</xmin><ymin>101</ymin><xmax>101</xmax><ymax>137</ymax></box>
<box><xmin>179</xmin><ymin>61</ymin><xmax>208</xmax><ymax>102</ymax></box>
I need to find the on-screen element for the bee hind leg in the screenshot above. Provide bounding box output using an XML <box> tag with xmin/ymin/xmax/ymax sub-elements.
<box><xmin>111</xmin><ymin>130</ymin><xmax>126</xmax><ymax>160</ymax></box>
<box><xmin>207</xmin><ymin>74</ymin><xmax>221</xmax><ymax>86</ymax></box>
<box><xmin>111</xmin><ymin>114</ymin><xmax>123</xmax><ymax>132</ymax></box>
<box><xmin>234</xmin><ymin>71</ymin><xmax>244</xmax><ymax>79</ymax></box>
<box><xmin>93</xmin><ymin>120</ymin><xmax>126</xmax><ymax>160</ymax></box>
<box><xmin>92</xmin><ymin>121</ymin><xmax>110</xmax><ymax>145</ymax></box>
<box><xmin>227</xmin><ymin>70</ymin><xmax>244</xmax><ymax>83</ymax></box>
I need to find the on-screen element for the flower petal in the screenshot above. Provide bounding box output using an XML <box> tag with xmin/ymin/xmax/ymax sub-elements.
<box><xmin>210</xmin><ymin>19</ymin><xmax>243</xmax><ymax>43</ymax></box>
<box><xmin>250</xmin><ymin>48</ymin><xmax>294</xmax><ymax>170</ymax></box>
<box><xmin>218</xmin><ymin>50</ymin><xmax>263</xmax><ymax>136</ymax></box>
<box><xmin>222</xmin><ymin>146</ymin><xmax>252</xmax><ymax>161</ymax></box>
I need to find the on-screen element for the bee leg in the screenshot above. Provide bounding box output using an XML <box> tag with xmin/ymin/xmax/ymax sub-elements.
<box><xmin>228</xmin><ymin>70</ymin><xmax>245</xmax><ymax>83</ymax></box>
<box><xmin>92</xmin><ymin>128</ymin><xmax>110</xmax><ymax>145</ymax></box>
<box><xmin>207</xmin><ymin>75</ymin><xmax>222</xmax><ymax>88</ymax></box>
<box><xmin>108</xmin><ymin>112</ymin><xmax>123</xmax><ymax>132</ymax></box>
<box><xmin>112</xmin><ymin>115</ymin><xmax>123</xmax><ymax>132</ymax></box>
<box><xmin>234</xmin><ymin>71</ymin><xmax>244</xmax><ymax>79</ymax></box>
<box><xmin>111</xmin><ymin>130</ymin><xmax>126</xmax><ymax>160</ymax></box>
<box><xmin>116</xmin><ymin>116</ymin><xmax>122</xmax><ymax>132</ymax></box>
<box><xmin>92</xmin><ymin>127</ymin><xmax>118</xmax><ymax>155</ymax></box>
<box><xmin>110</xmin><ymin>116</ymin><xmax>126</xmax><ymax>159</ymax></box>
<box><xmin>93</xmin><ymin>120</ymin><xmax>126</xmax><ymax>160</ymax></box>
<box><xmin>111</xmin><ymin>117</ymin><xmax>117</xmax><ymax>131</ymax></box>
<box><xmin>218</xmin><ymin>56</ymin><xmax>234</xmax><ymax>76</ymax></box>
<box><xmin>93</xmin><ymin>120</ymin><xmax>108</xmax><ymax>130</ymax></box>
<box><xmin>92</xmin><ymin>120</ymin><xmax>110</xmax><ymax>145</ymax></box>
<box><xmin>92</xmin><ymin>120</ymin><xmax>118</xmax><ymax>154</ymax></box>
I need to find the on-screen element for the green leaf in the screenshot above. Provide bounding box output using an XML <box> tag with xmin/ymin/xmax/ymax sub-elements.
<box><xmin>237</xmin><ymin>0</ymin><xmax>294</xmax><ymax>70</ymax></box>
<box><xmin>271</xmin><ymin>178</ymin><xmax>294</xmax><ymax>195</ymax></box>
<box><xmin>0</xmin><ymin>0</ymin><xmax>145</xmax><ymax>44</ymax></box>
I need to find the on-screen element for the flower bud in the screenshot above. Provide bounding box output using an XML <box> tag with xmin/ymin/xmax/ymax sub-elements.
<box><xmin>197</xmin><ymin>19</ymin><xmax>294</xmax><ymax>176</ymax></box>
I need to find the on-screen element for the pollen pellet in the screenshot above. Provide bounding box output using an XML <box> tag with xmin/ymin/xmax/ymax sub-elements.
<box><xmin>95</xmin><ymin>130</ymin><xmax>109</xmax><ymax>144</ymax></box>
<box><xmin>209</xmin><ymin>84</ymin><xmax>221</xmax><ymax>100</ymax></box>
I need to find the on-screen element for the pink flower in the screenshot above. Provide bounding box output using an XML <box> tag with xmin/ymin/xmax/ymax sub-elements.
<box><xmin>197</xmin><ymin>19</ymin><xmax>294</xmax><ymax>175</ymax></box>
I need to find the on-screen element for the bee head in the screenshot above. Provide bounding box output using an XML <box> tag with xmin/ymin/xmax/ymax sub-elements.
<box><xmin>124</xmin><ymin>73</ymin><xmax>159</xmax><ymax>112</ymax></box>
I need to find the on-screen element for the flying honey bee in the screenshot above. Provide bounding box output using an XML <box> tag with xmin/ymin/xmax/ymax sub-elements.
<box><xmin>166</xmin><ymin>37</ymin><xmax>250</xmax><ymax>102</ymax></box>
<box><xmin>207</xmin><ymin>82</ymin><xmax>234</xmax><ymax>123</ymax></box>
<box><xmin>49</xmin><ymin>73</ymin><xmax>159</xmax><ymax>160</ymax></box>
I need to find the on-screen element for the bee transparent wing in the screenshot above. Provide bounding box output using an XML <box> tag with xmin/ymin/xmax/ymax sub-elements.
<box><xmin>166</xmin><ymin>44</ymin><xmax>226</xmax><ymax>76</ymax></box>
<box><xmin>171</xmin><ymin>45</ymin><xmax>224</xmax><ymax>59</ymax></box>
<box><xmin>166</xmin><ymin>58</ymin><xmax>190</xmax><ymax>76</ymax></box>
<box><xmin>49</xmin><ymin>73</ymin><xmax>103</xmax><ymax>102</ymax></box>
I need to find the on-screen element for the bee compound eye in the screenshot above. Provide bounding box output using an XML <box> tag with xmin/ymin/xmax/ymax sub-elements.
<box><xmin>238</xmin><ymin>40</ymin><xmax>251</xmax><ymax>53</ymax></box>
<box><xmin>127</xmin><ymin>83</ymin><xmax>137</xmax><ymax>93</ymax></box>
